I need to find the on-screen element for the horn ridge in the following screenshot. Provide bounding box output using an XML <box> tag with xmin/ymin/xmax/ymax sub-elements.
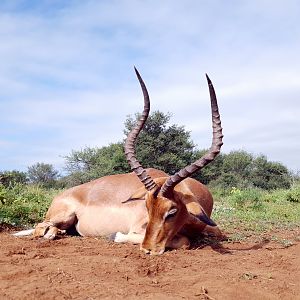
<box><xmin>124</xmin><ymin>68</ymin><xmax>158</xmax><ymax>191</ymax></box>
<box><xmin>161</xmin><ymin>74</ymin><xmax>223</xmax><ymax>197</ymax></box>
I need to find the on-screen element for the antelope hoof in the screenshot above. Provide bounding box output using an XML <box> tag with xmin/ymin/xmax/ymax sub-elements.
<box><xmin>43</xmin><ymin>227</ymin><xmax>59</xmax><ymax>240</ymax></box>
<box><xmin>34</xmin><ymin>222</ymin><xmax>59</xmax><ymax>240</ymax></box>
<box><xmin>34</xmin><ymin>223</ymin><xmax>50</xmax><ymax>237</ymax></box>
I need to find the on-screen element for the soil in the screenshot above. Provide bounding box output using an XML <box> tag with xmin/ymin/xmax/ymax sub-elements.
<box><xmin>1</xmin><ymin>225</ymin><xmax>300</xmax><ymax>300</ymax></box>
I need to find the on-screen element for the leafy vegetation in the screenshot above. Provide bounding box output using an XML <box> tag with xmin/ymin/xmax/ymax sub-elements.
<box><xmin>63</xmin><ymin>143</ymin><xmax>130</xmax><ymax>186</ymax></box>
<box><xmin>124</xmin><ymin>111</ymin><xmax>195</xmax><ymax>175</ymax></box>
<box><xmin>195</xmin><ymin>150</ymin><xmax>292</xmax><ymax>190</ymax></box>
<box><xmin>285</xmin><ymin>185</ymin><xmax>300</xmax><ymax>203</ymax></box>
<box><xmin>212</xmin><ymin>183</ymin><xmax>300</xmax><ymax>239</ymax></box>
<box><xmin>0</xmin><ymin>183</ymin><xmax>57</xmax><ymax>226</ymax></box>
<box><xmin>0</xmin><ymin>170</ymin><xmax>28</xmax><ymax>187</ymax></box>
<box><xmin>27</xmin><ymin>163</ymin><xmax>60</xmax><ymax>188</ymax></box>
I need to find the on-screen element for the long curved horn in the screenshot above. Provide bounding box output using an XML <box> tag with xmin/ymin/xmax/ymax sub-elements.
<box><xmin>124</xmin><ymin>67</ymin><xmax>158</xmax><ymax>191</ymax></box>
<box><xmin>160</xmin><ymin>74</ymin><xmax>223</xmax><ymax>197</ymax></box>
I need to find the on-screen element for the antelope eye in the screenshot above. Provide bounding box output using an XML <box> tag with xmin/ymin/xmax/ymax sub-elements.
<box><xmin>165</xmin><ymin>208</ymin><xmax>178</xmax><ymax>220</ymax></box>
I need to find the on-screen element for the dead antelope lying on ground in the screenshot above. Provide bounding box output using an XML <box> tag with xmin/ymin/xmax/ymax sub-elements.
<box><xmin>14</xmin><ymin>68</ymin><xmax>223</xmax><ymax>255</ymax></box>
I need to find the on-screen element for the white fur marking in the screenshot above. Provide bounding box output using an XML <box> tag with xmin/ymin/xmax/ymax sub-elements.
<box><xmin>12</xmin><ymin>229</ymin><xmax>34</xmax><ymax>237</ymax></box>
<box><xmin>114</xmin><ymin>232</ymin><xmax>128</xmax><ymax>243</ymax></box>
<box><xmin>44</xmin><ymin>231</ymin><xmax>56</xmax><ymax>240</ymax></box>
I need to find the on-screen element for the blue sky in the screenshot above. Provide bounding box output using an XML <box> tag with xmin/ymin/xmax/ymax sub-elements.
<box><xmin>0</xmin><ymin>0</ymin><xmax>300</xmax><ymax>173</ymax></box>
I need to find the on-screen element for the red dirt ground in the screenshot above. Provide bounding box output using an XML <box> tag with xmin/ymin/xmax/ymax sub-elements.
<box><xmin>1</xmin><ymin>226</ymin><xmax>299</xmax><ymax>300</ymax></box>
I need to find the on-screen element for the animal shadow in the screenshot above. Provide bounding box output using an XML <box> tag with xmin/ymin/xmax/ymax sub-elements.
<box><xmin>190</xmin><ymin>234</ymin><xmax>271</xmax><ymax>254</ymax></box>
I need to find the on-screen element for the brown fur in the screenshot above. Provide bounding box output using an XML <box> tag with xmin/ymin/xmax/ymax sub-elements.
<box><xmin>33</xmin><ymin>168</ymin><xmax>220</xmax><ymax>254</ymax></box>
<box><xmin>139</xmin><ymin>177</ymin><xmax>217</xmax><ymax>255</ymax></box>
<box><xmin>34</xmin><ymin>169</ymin><xmax>166</xmax><ymax>238</ymax></box>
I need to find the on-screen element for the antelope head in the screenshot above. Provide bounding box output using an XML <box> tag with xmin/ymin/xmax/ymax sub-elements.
<box><xmin>124</xmin><ymin>67</ymin><xmax>223</xmax><ymax>255</ymax></box>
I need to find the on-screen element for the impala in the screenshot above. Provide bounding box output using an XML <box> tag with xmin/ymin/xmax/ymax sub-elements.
<box><xmin>14</xmin><ymin>68</ymin><xmax>223</xmax><ymax>255</ymax></box>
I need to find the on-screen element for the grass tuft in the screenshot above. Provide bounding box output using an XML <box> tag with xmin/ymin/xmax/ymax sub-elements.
<box><xmin>212</xmin><ymin>184</ymin><xmax>300</xmax><ymax>241</ymax></box>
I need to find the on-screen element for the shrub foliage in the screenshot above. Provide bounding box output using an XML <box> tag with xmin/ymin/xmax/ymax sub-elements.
<box><xmin>0</xmin><ymin>183</ymin><xmax>56</xmax><ymax>225</ymax></box>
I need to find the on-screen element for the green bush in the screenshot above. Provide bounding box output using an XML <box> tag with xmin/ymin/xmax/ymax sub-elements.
<box><xmin>0</xmin><ymin>184</ymin><xmax>6</xmax><ymax>204</ymax></box>
<box><xmin>227</xmin><ymin>187</ymin><xmax>264</xmax><ymax>209</ymax></box>
<box><xmin>285</xmin><ymin>185</ymin><xmax>300</xmax><ymax>203</ymax></box>
<box><xmin>259</xmin><ymin>184</ymin><xmax>300</xmax><ymax>203</ymax></box>
<box><xmin>0</xmin><ymin>183</ymin><xmax>58</xmax><ymax>226</ymax></box>
<box><xmin>261</xmin><ymin>189</ymin><xmax>288</xmax><ymax>203</ymax></box>
<box><xmin>0</xmin><ymin>170</ymin><xmax>27</xmax><ymax>187</ymax></box>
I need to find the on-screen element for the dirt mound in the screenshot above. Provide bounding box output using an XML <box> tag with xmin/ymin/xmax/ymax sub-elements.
<box><xmin>1</xmin><ymin>228</ymin><xmax>300</xmax><ymax>299</ymax></box>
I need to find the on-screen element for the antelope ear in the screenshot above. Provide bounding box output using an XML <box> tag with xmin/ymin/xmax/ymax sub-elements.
<box><xmin>122</xmin><ymin>187</ymin><xmax>147</xmax><ymax>203</ymax></box>
<box><xmin>186</xmin><ymin>202</ymin><xmax>217</xmax><ymax>227</ymax></box>
<box><xmin>195</xmin><ymin>209</ymin><xmax>217</xmax><ymax>227</ymax></box>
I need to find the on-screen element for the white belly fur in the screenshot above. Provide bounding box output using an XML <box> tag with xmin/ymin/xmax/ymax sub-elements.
<box><xmin>75</xmin><ymin>204</ymin><xmax>146</xmax><ymax>237</ymax></box>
